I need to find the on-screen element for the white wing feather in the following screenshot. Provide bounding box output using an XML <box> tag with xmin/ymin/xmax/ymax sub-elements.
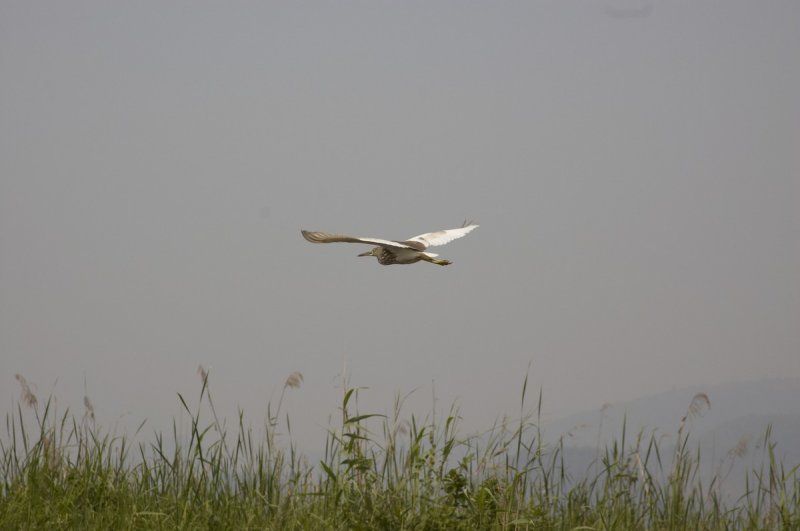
<box><xmin>406</xmin><ymin>224</ymin><xmax>479</xmax><ymax>249</ymax></box>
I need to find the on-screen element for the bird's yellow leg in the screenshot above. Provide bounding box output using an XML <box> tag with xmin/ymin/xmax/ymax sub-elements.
<box><xmin>419</xmin><ymin>254</ymin><xmax>451</xmax><ymax>266</ymax></box>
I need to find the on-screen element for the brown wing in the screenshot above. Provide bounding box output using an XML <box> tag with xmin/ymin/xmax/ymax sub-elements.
<box><xmin>301</xmin><ymin>230</ymin><xmax>423</xmax><ymax>251</ymax></box>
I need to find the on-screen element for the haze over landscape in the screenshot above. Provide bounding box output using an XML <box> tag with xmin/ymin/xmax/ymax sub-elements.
<box><xmin>2</xmin><ymin>1</ymin><xmax>799</xmax><ymax>461</ymax></box>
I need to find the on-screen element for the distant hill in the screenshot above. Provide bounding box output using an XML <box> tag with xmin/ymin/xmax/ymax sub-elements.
<box><xmin>536</xmin><ymin>378</ymin><xmax>800</xmax><ymax>494</ymax></box>
<box><xmin>535</xmin><ymin>378</ymin><xmax>800</xmax><ymax>500</ymax></box>
<box><xmin>540</xmin><ymin>377</ymin><xmax>800</xmax><ymax>449</ymax></box>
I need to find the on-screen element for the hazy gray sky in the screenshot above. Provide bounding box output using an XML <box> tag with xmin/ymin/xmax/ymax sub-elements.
<box><xmin>2</xmin><ymin>1</ymin><xmax>799</xmax><ymax>447</ymax></box>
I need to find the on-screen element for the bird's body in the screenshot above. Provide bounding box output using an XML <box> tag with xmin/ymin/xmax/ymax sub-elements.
<box><xmin>301</xmin><ymin>223</ymin><xmax>478</xmax><ymax>266</ymax></box>
<box><xmin>368</xmin><ymin>246</ymin><xmax>438</xmax><ymax>265</ymax></box>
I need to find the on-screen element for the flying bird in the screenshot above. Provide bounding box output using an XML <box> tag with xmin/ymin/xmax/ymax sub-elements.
<box><xmin>301</xmin><ymin>222</ymin><xmax>478</xmax><ymax>266</ymax></box>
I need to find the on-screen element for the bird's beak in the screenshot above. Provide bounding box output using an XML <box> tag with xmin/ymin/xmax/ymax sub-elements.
<box><xmin>357</xmin><ymin>251</ymin><xmax>371</xmax><ymax>257</ymax></box>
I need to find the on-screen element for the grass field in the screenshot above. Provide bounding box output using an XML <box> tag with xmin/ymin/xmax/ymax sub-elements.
<box><xmin>2</xmin><ymin>371</ymin><xmax>798</xmax><ymax>530</ymax></box>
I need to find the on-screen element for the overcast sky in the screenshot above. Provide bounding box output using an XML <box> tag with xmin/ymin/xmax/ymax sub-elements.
<box><xmin>2</xmin><ymin>1</ymin><xmax>799</xmax><ymax>449</ymax></box>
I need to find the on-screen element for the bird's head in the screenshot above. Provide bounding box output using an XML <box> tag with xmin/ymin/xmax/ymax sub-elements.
<box><xmin>358</xmin><ymin>247</ymin><xmax>379</xmax><ymax>258</ymax></box>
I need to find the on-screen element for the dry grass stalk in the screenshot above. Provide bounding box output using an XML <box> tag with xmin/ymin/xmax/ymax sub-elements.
<box><xmin>15</xmin><ymin>374</ymin><xmax>38</xmax><ymax>409</ymax></box>
<box><xmin>83</xmin><ymin>396</ymin><xmax>95</xmax><ymax>423</ymax></box>
<box><xmin>677</xmin><ymin>392</ymin><xmax>711</xmax><ymax>438</ymax></box>
<box><xmin>687</xmin><ymin>393</ymin><xmax>710</xmax><ymax>418</ymax></box>
<box><xmin>285</xmin><ymin>372</ymin><xmax>304</xmax><ymax>389</ymax></box>
<box><xmin>730</xmin><ymin>435</ymin><xmax>749</xmax><ymax>458</ymax></box>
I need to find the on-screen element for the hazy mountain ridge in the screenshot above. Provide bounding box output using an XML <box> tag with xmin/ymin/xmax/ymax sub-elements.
<box><xmin>541</xmin><ymin>379</ymin><xmax>800</xmax><ymax>499</ymax></box>
<box><xmin>541</xmin><ymin>377</ymin><xmax>800</xmax><ymax>452</ymax></box>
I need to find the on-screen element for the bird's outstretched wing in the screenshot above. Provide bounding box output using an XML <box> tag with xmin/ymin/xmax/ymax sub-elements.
<box><xmin>405</xmin><ymin>222</ymin><xmax>479</xmax><ymax>249</ymax></box>
<box><xmin>301</xmin><ymin>230</ymin><xmax>425</xmax><ymax>251</ymax></box>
